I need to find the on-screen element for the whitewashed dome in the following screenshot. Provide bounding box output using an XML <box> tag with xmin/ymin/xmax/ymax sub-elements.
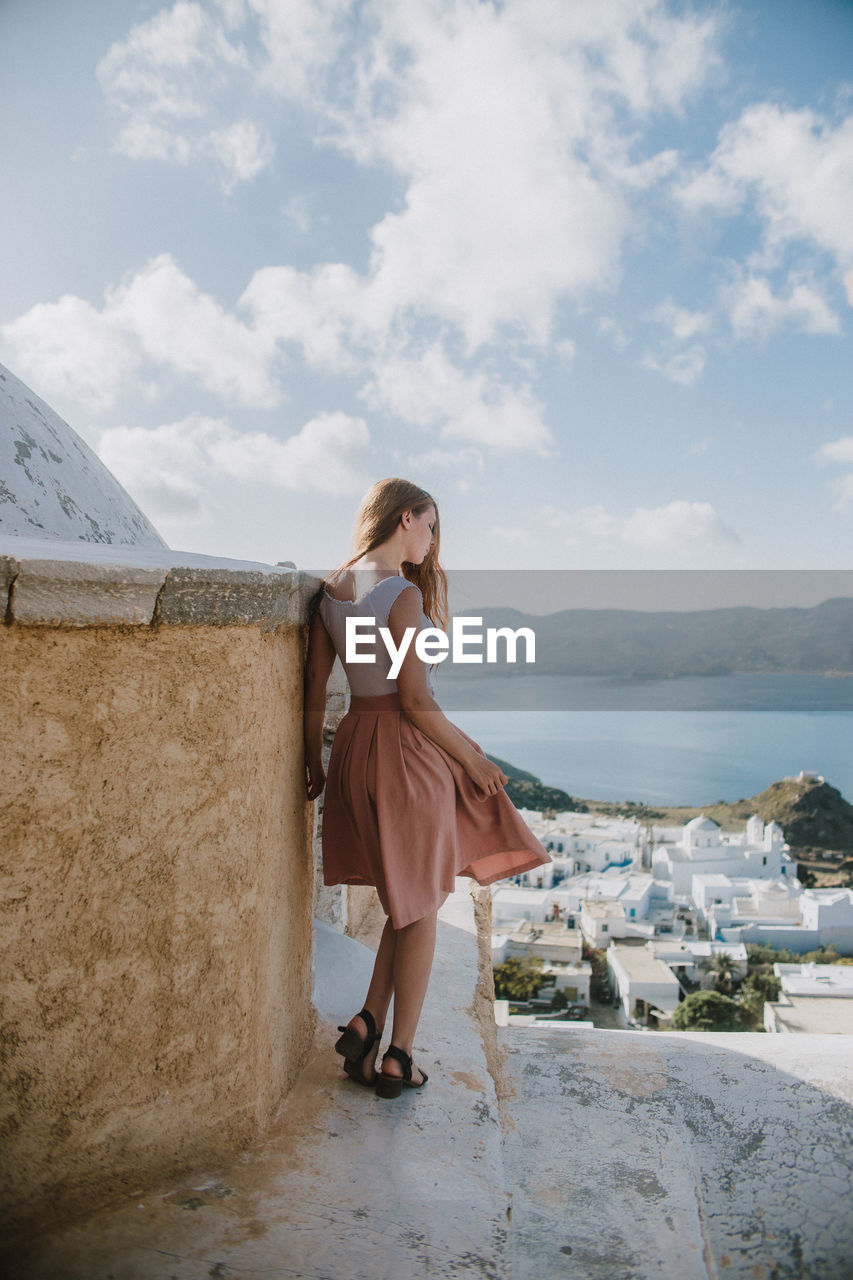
<box><xmin>0</xmin><ymin>361</ymin><xmax>166</xmax><ymax>547</ymax></box>
<box><xmin>685</xmin><ymin>816</ymin><xmax>719</xmax><ymax>831</ymax></box>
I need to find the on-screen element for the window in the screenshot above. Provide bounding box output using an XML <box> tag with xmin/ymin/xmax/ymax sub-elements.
<box><xmin>630</xmin><ymin>908</ymin><xmax>635</xmax><ymax>918</ymax></box>
<box><xmin>602</xmin><ymin>925</ymin><xmax>608</xmax><ymax>933</ymax></box>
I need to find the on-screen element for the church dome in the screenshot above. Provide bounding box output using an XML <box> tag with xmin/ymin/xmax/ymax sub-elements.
<box><xmin>0</xmin><ymin>361</ymin><xmax>166</xmax><ymax>548</ymax></box>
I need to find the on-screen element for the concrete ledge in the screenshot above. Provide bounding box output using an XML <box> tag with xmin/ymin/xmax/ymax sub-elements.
<box><xmin>502</xmin><ymin>1025</ymin><xmax>853</xmax><ymax>1280</ymax></box>
<box><xmin>156</xmin><ymin>566</ymin><xmax>304</xmax><ymax>627</ymax></box>
<box><xmin>0</xmin><ymin>535</ymin><xmax>321</xmax><ymax>628</ymax></box>
<box><xmin>10</xmin><ymin>557</ymin><xmax>167</xmax><ymax>625</ymax></box>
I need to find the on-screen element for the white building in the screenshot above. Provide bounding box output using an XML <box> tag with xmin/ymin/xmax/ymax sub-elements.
<box><xmin>711</xmin><ymin>886</ymin><xmax>853</xmax><ymax>954</ymax></box>
<box><xmin>650</xmin><ymin>939</ymin><xmax>749</xmax><ymax>990</ymax></box>
<box><xmin>765</xmin><ymin>962</ymin><xmax>853</xmax><ymax>1034</ymax></box>
<box><xmin>607</xmin><ymin>944</ymin><xmax>682</xmax><ymax>1026</ymax></box>
<box><xmin>492</xmin><ymin>870</ymin><xmax>681</xmax><ymax>949</ymax></box>
<box><xmin>511</xmin><ymin>810</ymin><xmax>643</xmax><ymax>887</ymax></box>
<box><xmin>652</xmin><ymin>815</ymin><xmax>797</xmax><ymax>902</ymax></box>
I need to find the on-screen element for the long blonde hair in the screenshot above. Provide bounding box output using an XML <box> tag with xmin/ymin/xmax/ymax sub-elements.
<box><xmin>327</xmin><ymin>478</ymin><xmax>448</xmax><ymax>629</ymax></box>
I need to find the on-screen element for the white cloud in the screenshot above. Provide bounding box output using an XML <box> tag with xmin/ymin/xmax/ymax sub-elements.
<box><xmin>623</xmin><ymin>500</ymin><xmax>738</xmax><ymax>550</ymax></box>
<box><xmin>98</xmin><ymin>417</ymin><xmax>215</xmax><ymax>522</ymax></box>
<box><xmin>1</xmin><ymin>295</ymin><xmax>140</xmax><ymax>415</ymax></box>
<box><xmin>97</xmin><ymin>1</ymin><xmax>273</xmax><ymax>191</ymax></box>
<box><xmin>726</xmin><ymin>273</ymin><xmax>840</xmax><ymax>341</ymax></box>
<box><xmin>679</xmin><ymin>103</ymin><xmax>853</xmax><ymax>266</ymax></box>
<box><xmin>815</xmin><ymin>437</ymin><xmax>853</xmax><ymax>467</ymax></box>
<box><xmin>205</xmin><ymin>120</ymin><xmax>275</xmax><ymax>192</ymax></box>
<box><xmin>249</xmin><ymin>0</ymin><xmax>351</xmax><ymax>101</ymax></box>
<box><xmin>327</xmin><ymin>0</ymin><xmax>718</xmax><ymax>349</ymax></box>
<box><xmin>650</xmin><ymin>300</ymin><xmax>710</xmax><ymax>342</ymax></box>
<box><xmin>98</xmin><ymin>411</ymin><xmax>370</xmax><ymax>518</ymax></box>
<box><xmin>815</xmin><ymin>435</ymin><xmax>853</xmax><ymax>510</ymax></box>
<box><xmin>361</xmin><ymin>343</ymin><xmax>555</xmax><ymax>454</ymax></box>
<box><xmin>109</xmin><ymin>254</ymin><xmax>280</xmax><ymax>405</ymax></box>
<box><xmin>543</xmin><ymin>499</ymin><xmax>737</xmax><ymax>551</ymax></box>
<box><xmin>240</xmin><ymin>263</ymin><xmax>371</xmax><ymax>372</ymax></box>
<box><xmin>641</xmin><ymin>345</ymin><xmax>707</xmax><ymax>386</ymax></box>
<box><xmin>187</xmin><ymin>0</ymin><xmax>720</xmax><ymax>351</ymax></box>
<box><xmin>207</xmin><ymin>411</ymin><xmax>371</xmax><ymax>493</ymax></box>
<box><xmin>543</xmin><ymin>504</ymin><xmax>622</xmax><ymax>544</ymax></box>
<box><xmin>3</xmin><ymin>255</ymin><xmax>281</xmax><ymax>413</ymax></box>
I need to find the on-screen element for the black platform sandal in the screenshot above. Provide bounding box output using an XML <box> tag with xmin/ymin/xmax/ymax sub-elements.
<box><xmin>334</xmin><ymin>1008</ymin><xmax>383</xmax><ymax>1087</ymax></box>
<box><xmin>375</xmin><ymin>1045</ymin><xmax>429</xmax><ymax>1099</ymax></box>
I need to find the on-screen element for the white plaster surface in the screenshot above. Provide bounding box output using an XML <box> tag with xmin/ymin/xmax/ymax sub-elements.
<box><xmin>502</xmin><ymin>1026</ymin><xmax>853</xmax><ymax>1280</ymax></box>
<box><xmin>0</xmin><ymin>532</ymin><xmax>301</xmax><ymax>575</ymax></box>
<box><xmin>0</xmin><ymin>363</ymin><xmax>166</xmax><ymax>547</ymax></box>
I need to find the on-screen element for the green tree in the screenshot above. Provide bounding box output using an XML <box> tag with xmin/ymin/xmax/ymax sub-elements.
<box><xmin>737</xmin><ymin>985</ymin><xmax>765</xmax><ymax>1029</ymax></box>
<box><xmin>672</xmin><ymin>991</ymin><xmax>742</xmax><ymax>1032</ymax></box>
<box><xmin>743</xmin><ymin>970</ymin><xmax>781</xmax><ymax>1002</ymax></box>
<box><xmin>736</xmin><ymin>970</ymin><xmax>782</xmax><ymax>1029</ymax></box>
<box><xmin>493</xmin><ymin>955</ymin><xmax>544</xmax><ymax>1001</ymax></box>
<box><xmin>700</xmin><ymin>953</ymin><xmax>739</xmax><ymax>995</ymax></box>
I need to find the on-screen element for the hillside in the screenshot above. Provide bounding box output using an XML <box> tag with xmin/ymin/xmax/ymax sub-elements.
<box><xmin>446</xmin><ymin>597</ymin><xmax>853</xmax><ymax>678</ymax></box>
<box><xmin>697</xmin><ymin>777</ymin><xmax>853</xmax><ymax>853</ymax></box>
<box><xmin>488</xmin><ymin>758</ymin><xmax>853</xmax><ymax>855</ymax></box>
<box><xmin>487</xmin><ymin>755</ymin><xmax>580</xmax><ymax>815</ymax></box>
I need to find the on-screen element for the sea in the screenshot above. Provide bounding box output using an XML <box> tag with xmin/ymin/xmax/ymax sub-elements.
<box><xmin>439</xmin><ymin>673</ymin><xmax>853</xmax><ymax>807</ymax></box>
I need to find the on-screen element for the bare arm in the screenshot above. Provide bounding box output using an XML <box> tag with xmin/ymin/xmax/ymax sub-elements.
<box><xmin>389</xmin><ymin>588</ymin><xmax>507</xmax><ymax>797</ymax></box>
<box><xmin>303</xmin><ymin>609</ymin><xmax>337</xmax><ymax>800</ymax></box>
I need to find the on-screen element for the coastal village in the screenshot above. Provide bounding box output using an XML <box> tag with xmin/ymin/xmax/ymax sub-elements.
<box><xmin>493</xmin><ymin>775</ymin><xmax>853</xmax><ymax>1035</ymax></box>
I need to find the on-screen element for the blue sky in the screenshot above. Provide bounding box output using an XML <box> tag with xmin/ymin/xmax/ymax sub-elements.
<box><xmin>1</xmin><ymin>0</ymin><xmax>851</xmax><ymax>574</ymax></box>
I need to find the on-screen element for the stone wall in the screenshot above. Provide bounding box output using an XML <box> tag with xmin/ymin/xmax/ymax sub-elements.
<box><xmin>311</xmin><ymin>659</ymin><xmax>382</xmax><ymax>937</ymax></box>
<box><xmin>0</xmin><ymin>546</ymin><xmax>317</xmax><ymax>1244</ymax></box>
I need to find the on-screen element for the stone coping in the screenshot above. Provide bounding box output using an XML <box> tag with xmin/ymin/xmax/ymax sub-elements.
<box><xmin>0</xmin><ymin>535</ymin><xmax>322</xmax><ymax>628</ymax></box>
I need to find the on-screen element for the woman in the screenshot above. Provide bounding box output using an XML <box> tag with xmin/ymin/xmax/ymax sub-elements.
<box><xmin>303</xmin><ymin>478</ymin><xmax>550</xmax><ymax>1099</ymax></box>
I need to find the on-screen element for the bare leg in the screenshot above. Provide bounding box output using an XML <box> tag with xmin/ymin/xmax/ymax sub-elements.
<box><xmin>341</xmin><ymin>918</ymin><xmax>396</xmax><ymax>1083</ymax></box>
<box><xmin>342</xmin><ymin>909</ymin><xmax>438</xmax><ymax>1086</ymax></box>
<box><xmin>382</xmin><ymin>909</ymin><xmax>438</xmax><ymax>1085</ymax></box>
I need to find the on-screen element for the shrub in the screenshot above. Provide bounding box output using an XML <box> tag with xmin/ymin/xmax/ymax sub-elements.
<box><xmin>672</xmin><ymin>990</ymin><xmax>742</xmax><ymax>1032</ymax></box>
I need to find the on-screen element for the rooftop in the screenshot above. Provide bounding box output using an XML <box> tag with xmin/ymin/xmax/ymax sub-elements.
<box><xmin>766</xmin><ymin>996</ymin><xmax>853</xmax><ymax>1035</ymax></box>
<box><xmin>776</xmin><ymin>964</ymin><xmax>853</xmax><ymax>997</ymax></box>
<box><xmin>583</xmin><ymin>900</ymin><xmax>625</xmax><ymax>919</ymax></box>
<box><xmin>609</xmin><ymin>944</ymin><xmax>682</xmax><ymax>985</ymax></box>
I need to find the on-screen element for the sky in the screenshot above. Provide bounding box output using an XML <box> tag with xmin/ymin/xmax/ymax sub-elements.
<box><xmin>1</xmin><ymin>0</ymin><xmax>852</xmax><ymax>577</ymax></box>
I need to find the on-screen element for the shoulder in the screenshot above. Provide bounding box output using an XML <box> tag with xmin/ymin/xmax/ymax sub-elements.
<box><xmin>322</xmin><ymin>569</ymin><xmax>355</xmax><ymax>602</ymax></box>
<box><xmin>382</xmin><ymin>577</ymin><xmax>423</xmax><ymax>626</ymax></box>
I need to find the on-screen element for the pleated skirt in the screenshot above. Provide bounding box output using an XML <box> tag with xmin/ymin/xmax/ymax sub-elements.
<box><xmin>321</xmin><ymin>692</ymin><xmax>551</xmax><ymax>929</ymax></box>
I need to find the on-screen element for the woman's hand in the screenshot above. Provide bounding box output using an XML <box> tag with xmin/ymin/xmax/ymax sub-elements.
<box><xmin>463</xmin><ymin>753</ymin><xmax>507</xmax><ymax>798</ymax></box>
<box><xmin>306</xmin><ymin>755</ymin><xmax>326</xmax><ymax>801</ymax></box>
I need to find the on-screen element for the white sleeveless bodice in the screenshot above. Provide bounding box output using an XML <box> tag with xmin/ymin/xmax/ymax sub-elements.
<box><xmin>318</xmin><ymin>575</ymin><xmax>436</xmax><ymax>697</ymax></box>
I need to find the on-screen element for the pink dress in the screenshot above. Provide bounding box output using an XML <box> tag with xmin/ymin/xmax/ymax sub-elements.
<box><xmin>318</xmin><ymin>575</ymin><xmax>551</xmax><ymax>928</ymax></box>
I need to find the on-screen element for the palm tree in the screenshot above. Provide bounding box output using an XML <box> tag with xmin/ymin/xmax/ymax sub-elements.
<box><xmin>700</xmin><ymin>952</ymin><xmax>739</xmax><ymax>995</ymax></box>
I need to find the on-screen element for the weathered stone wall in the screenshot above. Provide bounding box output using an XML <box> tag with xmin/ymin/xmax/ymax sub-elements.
<box><xmin>311</xmin><ymin>659</ymin><xmax>382</xmax><ymax>937</ymax></box>
<box><xmin>0</xmin><ymin>553</ymin><xmax>317</xmax><ymax>1244</ymax></box>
